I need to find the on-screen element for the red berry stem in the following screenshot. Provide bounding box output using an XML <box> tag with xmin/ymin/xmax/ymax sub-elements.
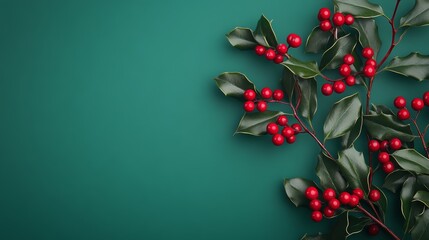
<box><xmin>377</xmin><ymin>0</ymin><xmax>401</xmax><ymax>69</ymax></box>
<box><xmin>411</xmin><ymin>113</ymin><xmax>429</xmax><ymax>158</ymax></box>
<box><xmin>356</xmin><ymin>205</ymin><xmax>400</xmax><ymax>240</ymax></box>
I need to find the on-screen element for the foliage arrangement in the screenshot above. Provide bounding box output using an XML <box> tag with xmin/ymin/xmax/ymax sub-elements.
<box><xmin>214</xmin><ymin>0</ymin><xmax>429</xmax><ymax>239</ymax></box>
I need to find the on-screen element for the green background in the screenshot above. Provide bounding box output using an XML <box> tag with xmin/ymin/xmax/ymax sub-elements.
<box><xmin>0</xmin><ymin>0</ymin><xmax>428</xmax><ymax>239</ymax></box>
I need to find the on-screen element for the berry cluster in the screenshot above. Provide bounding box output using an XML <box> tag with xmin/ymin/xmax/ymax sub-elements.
<box><xmin>362</xmin><ymin>47</ymin><xmax>377</xmax><ymax>78</ymax></box>
<box><xmin>368</xmin><ymin>138</ymin><xmax>402</xmax><ymax>174</ymax></box>
<box><xmin>266</xmin><ymin>115</ymin><xmax>302</xmax><ymax>146</ymax></box>
<box><xmin>321</xmin><ymin>53</ymin><xmax>356</xmax><ymax>96</ymax></box>
<box><xmin>317</xmin><ymin>8</ymin><xmax>354</xmax><ymax>32</ymax></box>
<box><xmin>254</xmin><ymin>34</ymin><xmax>302</xmax><ymax>64</ymax></box>
<box><xmin>243</xmin><ymin>88</ymin><xmax>284</xmax><ymax>112</ymax></box>
<box><xmin>394</xmin><ymin>91</ymin><xmax>429</xmax><ymax>120</ymax></box>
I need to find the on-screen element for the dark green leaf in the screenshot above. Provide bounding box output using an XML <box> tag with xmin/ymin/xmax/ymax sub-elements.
<box><xmin>363</xmin><ymin>112</ymin><xmax>415</xmax><ymax>142</ymax></box>
<box><xmin>413</xmin><ymin>191</ymin><xmax>429</xmax><ymax>208</ymax></box>
<box><xmin>316</xmin><ymin>153</ymin><xmax>347</xmax><ymax>193</ymax></box>
<box><xmin>417</xmin><ymin>175</ymin><xmax>429</xmax><ymax>190</ymax></box>
<box><xmin>384</xmin><ymin>52</ymin><xmax>429</xmax><ymax>81</ymax></box>
<box><xmin>305</xmin><ymin>27</ymin><xmax>333</xmax><ymax>54</ymax></box>
<box><xmin>333</xmin><ymin>0</ymin><xmax>385</xmax><ymax>18</ymax></box>
<box><xmin>281</xmin><ymin>68</ymin><xmax>298</xmax><ymax>100</ymax></box>
<box><xmin>235</xmin><ymin>111</ymin><xmax>284</xmax><ymax>136</ymax></box>
<box><xmin>254</xmin><ymin>15</ymin><xmax>278</xmax><ymax>47</ymax></box>
<box><xmin>338</xmin><ymin>146</ymin><xmax>370</xmax><ymax>193</ymax></box>
<box><xmin>282</xmin><ymin>56</ymin><xmax>320</xmax><ymax>79</ymax></box>
<box><xmin>401</xmin><ymin>177</ymin><xmax>417</xmax><ymax>219</ymax></box>
<box><xmin>411</xmin><ymin>209</ymin><xmax>429</xmax><ymax>240</ymax></box>
<box><xmin>341</xmin><ymin>111</ymin><xmax>363</xmax><ymax>148</ymax></box>
<box><xmin>383</xmin><ymin>170</ymin><xmax>412</xmax><ymax>193</ymax></box>
<box><xmin>392</xmin><ymin>149</ymin><xmax>429</xmax><ymax>175</ymax></box>
<box><xmin>373</xmin><ymin>186</ymin><xmax>388</xmax><ymax>220</ymax></box>
<box><xmin>214</xmin><ymin>72</ymin><xmax>257</xmax><ymax>99</ymax></box>
<box><xmin>301</xmin><ymin>233</ymin><xmax>329</xmax><ymax>240</ymax></box>
<box><xmin>329</xmin><ymin>212</ymin><xmax>371</xmax><ymax>239</ymax></box>
<box><xmin>324</xmin><ymin>93</ymin><xmax>362</xmax><ymax>140</ymax></box>
<box><xmin>226</xmin><ymin>28</ymin><xmax>257</xmax><ymax>50</ymax></box>
<box><xmin>284</xmin><ymin>178</ymin><xmax>315</xmax><ymax>207</ymax></box>
<box><xmin>351</xmin><ymin>18</ymin><xmax>381</xmax><ymax>58</ymax></box>
<box><xmin>400</xmin><ymin>0</ymin><xmax>429</xmax><ymax>28</ymax></box>
<box><xmin>320</xmin><ymin>34</ymin><xmax>356</xmax><ymax>70</ymax></box>
<box><xmin>405</xmin><ymin>201</ymin><xmax>425</xmax><ymax>233</ymax></box>
<box><xmin>297</xmin><ymin>78</ymin><xmax>318</xmax><ymax>121</ymax></box>
<box><xmin>370</xmin><ymin>104</ymin><xmax>395</xmax><ymax>115</ymax></box>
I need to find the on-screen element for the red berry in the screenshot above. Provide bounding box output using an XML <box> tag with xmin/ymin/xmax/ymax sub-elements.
<box><xmin>305</xmin><ymin>186</ymin><xmax>319</xmax><ymax>200</ymax></box>
<box><xmin>353</xmin><ymin>188</ymin><xmax>364</xmax><ymax>200</ymax></box>
<box><xmin>363</xmin><ymin>65</ymin><xmax>376</xmax><ymax>78</ymax></box>
<box><xmin>344</xmin><ymin>14</ymin><xmax>354</xmax><ymax>25</ymax></box>
<box><xmin>286</xmin><ymin>135</ymin><xmax>296</xmax><ymax>144</ymax></box>
<box><xmin>378</xmin><ymin>152</ymin><xmax>390</xmax><ymax>164</ymax></box>
<box><xmin>272</xmin><ymin>134</ymin><xmax>284</xmax><ymax>146</ymax></box>
<box><xmin>367</xmin><ymin>224</ymin><xmax>380</xmax><ymax>236</ymax></box>
<box><xmin>318</xmin><ymin>8</ymin><xmax>331</xmax><ymax>20</ymax></box>
<box><xmin>244</xmin><ymin>89</ymin><xmax>256</xmax><ymax>101</ymax></box>
<box><xmin>287</xmin><ymin>34</ymin><xmax>302</xmax><ymax>48</ymax></box>
<box><xmin>257</xmin><ymin>101</ymin><xmax>267</xmax><ymax>112</ymax></box>
<box><xmin>333</xmin><ymin>12</ymin><xmax>345</xmax><ymax>26</ymax></box>
<box><xmin>261</xmin><ymin>88</ymin><xmax>272</xmax><ymax>99</ymax></box>
<box><xmin>380</xmin><ymin>140</ymin><xmax>389</xmax><ymax>151</ymax></box>
<box><xmin>424</xmin><ymin>91</ymin><xmax>429</xmax><ymax>106</ymax></box>
<box><xmin>273</xmin><ymin>89</ymin><xmax>284</xmax><ymax>101</ymax></box>
<box><xmin>274</xmin><ymin>54</ymin><xmax>284</xmax><ymax>64</ymax></box>
<box><xmin>265</xmin><ymin>49</ymin><xmax>276</xmax><ymax>60</ymax></box>
<box><xmin>345</xmin><ymin>76</ymin><xmax>356</xmax><ymax>86</ymax></box>
<box><xmin>311</xmin><ymin>211</ymin><xmax>323</xmax><ymax>222</ymax></box>
<box><xmin>339</xmin><ymin>64</ymin><xmax>351</xmax><ymax>77</ymax></box>
<box><xmin>390</xmin><ymin>138</ymin><xmax>402</xmax><ymax>151</ymax></box>
<box><xmin>277</xmin><ymin>115</ymin><xmax>288</xmax><ymax>126</ymax></box>
<box><xmin>343</xmin><ymin>54</ymin><xmax>355</xmax><ymax>65</ymax></box>
<box><xmin>397</xmin><ymin>108</ymin><xmax>410</xmax><ymax>120</ymax></box>
<box><xmin>320</xmin><ymin>20</ymin><xmax>332</xmax><ymax>31</ymax></box>
<box><xmin>282</xmin><ymin>127</ymin><xmax>295</xmax><ymax>138</ymax></box>
<box><xmin>412</xmin><ymin>98</ymin><xmax>425</xmax><ymax>111</ymax></box>
<box><xmin>328</xmin><ymin>198</ymin><xmax>341</xmax><ymax>210</ymax></box>
<box><xmin>383</xmin><ymin>161</ymin><xmax>395</xmax><ymax>174</ymax></box>
<box><xmin>266</xmin><ymin>123</ymin><xmax>279</xmax><ymax>135</ymax></box>
<box><xmin>321</xmin><ymin>83</ymin><xmax>333</xmax><ymax>96</ymax></box>
<box><xmin>362</xmin><ymin>47</ymin><xmax>374</xmax><ymax>59</ymax></box>
<box><xmin>255</xmin><ymin>45</ymin><xmax>266</xmax><ymax>56</ymax></box>
<box><xmin>276</xmin><ymin>44</ymin><xmax>288</xmax><ymax>55</ymax></box>
<box><xmin>366</xmin><ymin>59</ymin><xmax>377</xmax><ymax>67</ymax></box>
<box><xmin>309</xmin><ymin>199</ymin><xmax>322</xmax><ymax>211</ymax></box>
<box><xmin>244</xmin><ymin>101</ymin><xmax>255</xmax><ymax>112</ymax></box>
<box><xmin>394</xmin><ymin>96</ymin><xmax>407</xmax><ymax>109</ymax></box>
<box><xmin>333</xmin><ymin>81</ymin><xmax>346</xmax><ymax>93</ymax></box>
<box><xmin>323</xmin><ymin>188</ymin><xmax>336</xmax><ymax>201</ymax></box>
<box><xmin>291</xmin><ymin>123</ymin><xmax>302</xmax><ymax>133</ymax></box>
<box><xmin>349</xmin><ymin>194</ymin><xmax>360</xmax><ymax>207</ymax></box>
<box><xmin>339</xmin><ymin>192</ymin><xmax>351</xmax><ymax>205</ymax></box>
<box><xmin>369</xmin><ymin>189</ymin><xmax>381</xmax><ymax>202</ymax></box>
<box><xmin>368</xmin><ymin>140</ymin><xmax>380</xmax><ymax>152</ymax></box>
<box><xmin>323</xmin><ymin>207</ymin><xmax>335</xmax><ymax>218</ymax></box>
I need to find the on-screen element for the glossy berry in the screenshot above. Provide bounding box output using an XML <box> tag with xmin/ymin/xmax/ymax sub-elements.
<box><xmin>390</xmin><ymin>138</ymin><xmax>402</xmax><ymax>151</ymax></box>
<box><xmin>266</xmin><ymin>123</ymin><xmax>279</xmax><ymax>135</ymax></box>
<box><xmin>257</xmin><ymin>101</ymin><xmax>267</xmax><ymax>112</ymax></box>
<box><xmin>394</xmin><ymin>96</ymin><xmax>407</xmax><ymax>109</ymax></box>
<box><xmin>255</xmin><ymin>45</ymin><xmax>266</xmax><ymax>56</ymax></box>
<box><xmin>243</xmin><ymin>89</ymin><xmax>256</xmax><ymax>101</ymax></box>
<box><xmin>349</xmin><ymin>195</ymin><xmax>360</xmax><ymax>207</ymax></box>
<box><xmin>339</xmin><ymin>192</ymin><xmax>351</xmax><ymax>205</ymax></box>
<box><xmin>424</xmin><ymin>91</ymin><xmax>429</xmax><ymax>106</ymax></box>
<box><xmin>273</xmin><ymin>89</ymin><xmax>284</xmax><ymax>101</ymax></box>
<box><xmin>367</xmin><ymin>224</ymin><xmax>380</xmax><ymax>236</ymax></box>
<box><xmin>328</xmin><ymin>198</ymin><xmax>341</xmax><ymax>210</ymax></box>
<box><xmin>383</xmin><ymin>161</ymin><xmax>395</xmax><ymax>174</ymax></box>
<box><xmin>261</xmin><ymin>88</ymin><xmax>272</xmax><ymax>99</ymax></box>
<box><xmin>305</xmin><ymin>186</ymin><xmax>319</xmax><ymax>200</ymax></box>
<box><xmin>276</xmin><ymin>44</ymin><xmax>288</xmax><ymax>55</ymax></box>
<box><xmin>320</xmin><ymin>20</ymin><xmax>332</xmax><ymax>32</ymax></box>
<box><xmin>397</xmin><ymin>108</ymin><xmax>410</xmax><ymax>120</ymax></box>
<box><xmin>323</xmin><ymin>188</ymin><xmax>336</xmax><ymax>201</ymax></box>
<box><xmin>282</xmin><ymin>127</ymin><xmax>295</xmax><ymax>138</ymax></box>
<box><xmin>363</xmin><ymin>65</ymin><xmax>376</xmax><ymax>78</ymax></box>
<box><xmin>312</xmin><ymin>211</ymin><xmax>323</xmax><ymax>222</ymax></box>
<box><xmin>345</xmin><ymin>76</ymin><xmax>356</xmax><ymax>86</ymax></box>
<box><xmin>274</xmin><ymin>54</ymin><xmax>284</xmax><ymax>64</ymax></box>
<box><xmin>333</xmin><ymin>12</ymin><xmax>345</xmax><ymax>26</ymax></box>
<box><xmin>321</xmin><ymin>83</ymin><xmax>333</xmax><ymax>96</ymax></box>
<box><xmin>244</xmin><ymin>101</ymin><xmax>255</xmax><ymax>112</ymax></box>
<box><xmin>277</xmin><ymin>115</ymin><xmax>288</xmax><ymax>126</ymax></box>
<box><xmin>380</xmin><ymin>140</ymin><xmax>389</xmax><ymax>151</ymax></box>
<box><xmin>318</xmin><ymin>8</ymin><xmax>331</xmax><ymax>20</ymax></box>
<box><xmin>272</xmin><ymin>134</ymin><xmax>284</xmax><ymax>146</ymax></box>
<box><xmin>369</xmin><ymin>189</ymin><xmax>381</xmax><ymax>202</ymax></box>
<box><xmin>362</xmin><ymin>47</ymin><xmax>374</xmax><ymax>59</ymax></box>
<box><xmin>287</xmin><ymin>34</ymin><xmax>302</xmax><ymax>48</ymax></box>
<box><xmin>309</xmin><ymin>199</ymin><xmax>322</xmax><ymax>211</ymax></box>
<box><xmin>265</xmin><ymin>49</ymin><xmax>276</xmax><ymax>60</ymax></box>
<box><xmin>378</xmin><ymin>152</ymin><xmax>390</xmax><ymax>164</ymax></box>
<box><xmin>344</xmin><ymin>14</ymin><xmax>354</xmax><ymax>25</ymax></box>
<box><xmin>353</xmin><ymin>188</ymin><xmax>364</xmax><ymax>199</ymax></box>
<box><xmin>286</xmin><ymin>135</ymin><xmax>296</xmax><ymax>144</ymax></box>
<box><xmin>333</xmin><ymin>81</ymin><xmax>346</xmax><ymax>93</ymax></box>
<box><xmin>339</xmin><ymin>64</ymin><xmax>351</xmax><ymax>77</ymax></box>
<box><xmin>323</xmin><ymin>207</ymin><xmax>335</xmax><ymax>218</ymax></box>
<box><xmin>343</xmin><ymin>54</ymin><xmax>355</xmax><ymax>65</ymax></box>
<box><xmin>366</xmin><ymin>59</ymin><xmax>377</xmax><ymax>67</ymax></box>
<box><xmin>411</xmin><ymin>98</ymin><xmax>425</xmax><ymax>111</ymax></box>
<box><xmin>368</xmin><ymin>140</ymin><xmax>380</xmax><ymax>152</ymax></box>
<box><xmin>291</xmin><ymin>123</ymin><xmax>302</xmax><ymax>133</ymax></box>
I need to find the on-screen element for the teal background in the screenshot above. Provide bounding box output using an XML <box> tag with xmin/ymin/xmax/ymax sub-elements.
<box><xmin>0</xmin><ymin>0</ymin><xmax>428</xmax><ymax>239</ymax></box>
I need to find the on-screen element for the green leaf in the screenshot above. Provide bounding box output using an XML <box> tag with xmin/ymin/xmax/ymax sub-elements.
<box><xmin>338</xmin><ymin>146</ymin><xmax>370</xmax><ymax>193</ymax></box>
<box><xmin>320</xmin><ymin>34</ymin><xmax>356</xmax><ymax>70</ymax></box>
<box><xmin>392</xmin><ymin>149</ymin><xmax>429</xmax><ymax>175</ymax></box>
<box><xmin>405</xmin><ymin>201</ymin><xmax>425</xmax><ymax>233</ymax></box>
<box><xmin>351</xmin><ymin>18</ymin><xmax>381</xmax><ymax>58</ymax></box>
<box><xmin>301</xmin><ymin>233</ymin><xmax>329</xmax><ymax>240</ymax></box>
<box><xmin>341</xmin><ymin>111</ymin><xmax>363</xmax><ymax>148</ymax></box>
<box><xmin>363</xmin><ymin>112</ymin><xmax>415</xmax><ymax>142</ymax></box>
<box><xmin>254</xmin><ymin>15</ymin><xmax>278</xmax><ymax>47</ymax></box>
<box><xmin>333</xmin><ymin>0</ymin><xmax>385</xmax><ymax>18</ymax></box>
<box><xmin>401</xmin><ymin>177</ymin><xmax>418</xmax><ymax>219</ymax></box>
<box><xmin>384</xmin><ymin>53</ymin><xmax>429</xmax><ymax>81</ymax></box>
<box><xmin>214</xmin><ymin>72</ymin><xmax>258</xmax><ymax>99</ymax></box>
<box><xmin>282</xmin><ymin>56</ymin><xmax>320</xmax><ymax>79</ymax></box>
<box><xmin>297</xmin><ymin>78</ymin><xmax>318</xmax><ymax>121</ymax></box>
<box><xmin>413</xmin><ymin>191</ymin><xmax>429</xmax><ymax>208</ymax></box>
<box><xmin>226</xmin><ymin>28</ymin><xmax>257</xmax><ymax>50</ymax></box>
<box><xmin>417</xmin><ymin>175</ymin><xmax>429</xmax><ymax>190</ymax></box>
<box><xmin>305</xmin><ymin>27</ymin><xmax>333</xmax><ymax>54</ymax></box>
<box><xmin>316</xmin><ymin>153</ymin><xmax>347</xmax><ymax>193</ymax></box>
<box><xmin>383</xmin><ymin>170</ymin><xmax>412</xmax><ymax>193</ymax></box>
<box><xmin>329</xmin><ymin>212</ymin><xmax>371</xmax><ymax>239</ymax></box>
<box><xmin>400</xmin><ymin>0</ymin><xmax>429</xmax><ymax>28</ymax></box>
<box><xmin>235</xmin><ymin>111</ymin><xmax>284</xmax><ymax>136</ymax></box>
<box><xmin>281</xmin><ymin>68</ymin><xmax>298</xmax><ymax>100</ymax></box>
<box><xmin>284</xmin><ymin>178</ymin><xmax>315</xmax><ymax>207</ymax></box>
<box><xmin>324</xmin><ymin>93</ymin><xmax>362</xmax><ymax>140</ymax></box>
<box><xmin>411</xmin><ymin>209</ymin><xmax>429</xmax><ymax>240</ymax></box>
<box><xmin>370</xmin><ymin>104</ymin><xmax>395</xmax><ymax>115</ymax></box>
<box><xmin>373</xmin><ymin>185</ymin><xmax>388</xmax><ymax>220</ymax></box>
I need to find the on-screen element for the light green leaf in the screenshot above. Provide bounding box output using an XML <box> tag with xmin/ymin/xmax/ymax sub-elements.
<box><xmin>400</xmin><ymin>0</ymin><xmax>429</xmax><ymax>28</ymax></box>
<box><xmin>392</xmin><ymin>149</ymin><xmax>429</xmax><ymax>175</ymax></box>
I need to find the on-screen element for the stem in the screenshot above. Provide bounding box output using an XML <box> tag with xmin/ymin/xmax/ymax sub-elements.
<box><xmin>377</xmin><ymin>0</ymin><xmax>401</xmax><ymax>69</ymax></box>
<box><xmin>357</xmin><ymin>205</ymin><xmax>400</xmax><ymax>240</ymax></box>
<box><xmin>411</xmin><ymin>115</ymin><xmax>429</xmax><ymax>158</ymax></box>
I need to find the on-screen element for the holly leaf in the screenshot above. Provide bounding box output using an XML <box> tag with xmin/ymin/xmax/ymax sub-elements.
<box><xmin>411</xmin><ymin>209</ymin><xmax>429</xmax><ymax>240</ymax></box>
<box><xmin>341</xmin><ymin>111</ymin><xmax>363</xmax><ymax>148</ymax></box>
<box><xmin>214</xmin><ymin>72</ymin><xmax>258</xmax><ymax>99</ymax></box>
<box><xmin>413</xmin><ymin>191</ymin><xmax>429</xmax><ymax>208</ymax></box>
<box><xmin>400</xmin><ymin>0</ymin><xmax>429</xmax><ymax>28</ymax></box>
<box><xmin>383</xmin><ymin>170</ymin><xmax>413</xmax><ymax>193</ymax></box>
<box><xmin>226</xmin><ymin>27</ymin><xmax>257</xmax><ymax>50</ymax></box>
<box><xmin>320</xmin><ymin>34</ymin><xmax>356</xmax><ymax>70</ymax></box>
<box><xmin>417</xmin><ymin>175</ymin><xmax>429</xmax><ymax>191</ymax></box>
<box><xmin>384</xmin><ymin>53</ymin><xmax>429</xmax><ymax>81</ymax></box>
<box><xmin>281</xmin><ymin>68</ymin><xmax>298</xmax><ymax>100</ymax></box>
<box><xmin>324</xmin><ymin>93</ymin><xmax>362</xmax><ymax>141</ymax></box>
<box><xmin>254</xmin><ymin>15</ymin><xmax>278</xmax><ymax>47</ymax></box>
<box><xmin>373</xmin><ymin>185</ymin><xmax>388</xmax><ymax>220</ymax></box>
<box><xmin>363</xmin><ymin>112</ymin><xmax>415</xmax><ymax>142</ymax></box>
<box><xmin>329</xmin><ymin>212</ymin><xmax>371</xmax><ymax>239</ymax></box>
<box><xmin>392</xmin><ymin>149</ymin><xmax>429</xmax><ymax>175</ymax></box>
<box><xmin>401</xmin><ymin>177</ymin><xmax>418</xmax><ymax>220</ymax></box>
<box><xmin>301</xmin><ymin>233</ymin><xmax>329</xmax><ymax>240</ymax></box>
<box><xmin>333</xmin><ymin>0</ymin><xmax>385</xmax><ymax>18</ymax></box>
<box><xmin>405</xmin><ymin>201</ymin><xmax>426</xmax><ymax>233</ymax></box>
<box><xmin>351</xmin><ymin>18</ymin><xmax>381</xmax><ymax>58</ymax></box>
<box><xmin>370</xmin><ymin>104</ymin><xmax>395</xmax><ymax>115</ymax></box>
<box><xmin>316</xmin><ymin>153</ymin><xmax>347</xmax><ymax>193</ymax></box>
<box><xmin>284</xmin><ymin>178</ymin><xmax>316</xmax><ymax>207</ymax></box>
<box><xmin>338</xmin><ymin>146</ymin><xmax>370</xmax><ymax>193</ymax></box>
<box><xmin>235</xmin><ymin>111</ymin><xmax>284</xmax><ymax>136</ymax></box>
<box><xmin>305</xmin><ymin>27</ymin><xmax>333</xmax><ymax>54</ymax></box>
<box><xmin>282</xmin><ymin>56</ymin><xmax>320</xmax><ymax>79</ymax></box>
<box><xmin>297</xmin><ymin>78</ymin><xmax>318</xmax><ymax>121</ymax></box>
